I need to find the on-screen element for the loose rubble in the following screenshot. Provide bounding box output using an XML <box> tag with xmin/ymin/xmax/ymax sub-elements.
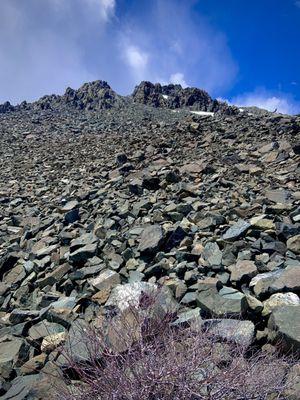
<box><xmin>0</xmin><ymin>79</ymin><xmax>299</xmax><ymax>398</ymax></box>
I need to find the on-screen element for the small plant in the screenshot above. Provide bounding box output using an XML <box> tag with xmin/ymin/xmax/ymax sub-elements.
<box><xmin>54</xmin><ymin>291</ymin><xmax>294</xmax><ymax>400</ymax></box>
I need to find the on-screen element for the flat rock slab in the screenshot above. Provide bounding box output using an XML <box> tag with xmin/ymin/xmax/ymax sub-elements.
<box><xmin>222</xmin><ymin>219</ymin><xmax>250</xmax><ymax>241</ymax></box>
<box><xmin>69</xmin><ymin>243</ymin><xmax>98</xmax><ymax>264</ymax></box>
<box><xmin>196</xmin><ymin>286</ymin><xmax>248</xmax><ymax>317</ymax></box>
<box><xmin>0</xmin><ymin>375</ymin><xmax>40</xmax><ymax>400</ymax></box>
<box><xmin>228</xmin><ymin>260</ymin><xmax>257</xmax><ymax>282</ymax></box>
<box><xmin>0</xmin><ymin>338</ymin><xmax>27</xmax><ymax>379</ymax></box>
<box><xmin>138</xmin><ymin>224</ymin><xmax>164</xmax><ymax>254</ymax></box>
<box><xmin>89</xmin><ymin>269</ymin><xmax>120</xmax><ymax>291</ymax></box>
<box><xmin>28</xmin><ymin>320</ymin><xmax>65</xmax><ymax>341</ymax></box>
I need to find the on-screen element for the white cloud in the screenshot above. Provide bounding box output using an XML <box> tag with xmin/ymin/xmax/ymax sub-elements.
<box><xmin>295</xmin><ymin>1</ymin><xmax>300</xmax><ymax>8</ymax></box>
<box><xmin>51</xmin><ymin>0</ymin><xmax>115</xmax><ymax>21</ymax></box>
<box><xmin>232</xmin><ymin>90</ymin><xmax>300</xmax><ymax>115</ymax></box>
<box><xmin>123</xmin><ymin>44</ymin><xmax>149</xmax><ymax>79</ymax></box>
<box><xmin>169</xmin><ymin>72</ymin><xmax>188</xmax><ymax>88</ymax></box>
<box><xmin>87</xmin><ymin>0</ymin><xmax>115</xmax><ymax>21</ymax></box>
<box><xmin>217</xmin><ymin>97</ymin><xmax>231</xmax><ymax>104</ymax></box>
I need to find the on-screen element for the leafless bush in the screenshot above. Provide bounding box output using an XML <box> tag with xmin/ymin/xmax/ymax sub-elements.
<box><xmin>53</xmin><ymin>292</ymin><xmax>294</xmax><ymax>400</ymax></box>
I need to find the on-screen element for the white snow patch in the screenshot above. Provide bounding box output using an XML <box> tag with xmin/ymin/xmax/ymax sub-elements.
<box><xmin>190</xmin><ymin>111</ymin><xmax>214</xmax><ymax>117</ymax></box>
<box><xmin>162</xmin><ymin>94</ymin><xmax>169</xmax><ymax>100</ymax></box>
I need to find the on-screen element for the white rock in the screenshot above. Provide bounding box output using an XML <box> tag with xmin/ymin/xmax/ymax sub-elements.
<box><xmin>263</xmin><ymin>292</ymin><xmax>300</xmax><ymax>316</ymax></box>
<box><xmin>190</xmin><ymin>111</ymin><xmax>214</xmax><ymax>117</ymax></box>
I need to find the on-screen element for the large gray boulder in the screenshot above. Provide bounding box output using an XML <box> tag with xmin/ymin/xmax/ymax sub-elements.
<box><xmin>0</xmin><ymin>375</ymin><xmax>40</xmax><ymax>400</ymax></box>
<box><xmin>196</xmin><ymin>286</ymin><xmax>248</xmax><ymax>317</ymax></box>
<box><xmin>268</xmin><ymin>305</ymin><xmax>300</xmax><ymax>354</ymax></box>
<box><xmin>250</xmin><ymin>267</ymin><xmax>300</xmax><ymax>298</ymax></box>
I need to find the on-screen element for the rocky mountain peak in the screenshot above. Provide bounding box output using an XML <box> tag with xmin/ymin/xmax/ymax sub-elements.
<box><xmin>0</xmin><ymin>79</ymin><xmax>238</xmax><ymax>115</ymax></box>
<box><xmin>132</xmin><ymin>80</ymin><xmax>236</xmax><ymax>114</ymax></box>
<box><xmin>34</xmin><ymin>80</ymin><xmax>122</xmax><ymax>111</ymax></box>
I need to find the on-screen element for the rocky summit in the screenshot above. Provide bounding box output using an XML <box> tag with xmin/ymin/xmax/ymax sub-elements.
<box><xmin>0</xmin><ymin>80</ymin><xmax>300</xmax><ymax>398</ymax></box>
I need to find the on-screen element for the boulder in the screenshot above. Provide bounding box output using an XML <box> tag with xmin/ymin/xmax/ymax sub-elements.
<box><xmin>0</xmin><ymin>338</ymin><xmax>28</xmax><ymax>379</ymax></box>
<box><xmin>287</xmin><ymin>234</ymin><xmax>300</xmax><ymax>254</ymax></box>
<box><xmin>89</xmin><ymin>269</ymin><xmax>120</xmax><ymax>291</ymax></box>
<box><xmin>262</xmin><ymin>292</ymin><xmax>300</xmax><ymax>316</ymax></box>
<box><xmin>138</xmin><ymin>225</ymin><xmax>164</xmax><ymax>254</ymax></box>
<box><xmin>106</xmin><ymin>282</ymin><xmax>178</xmax><ymax>317</ymax></box>
<box><xmin>228</xmin><ymin>260</ymin><xmax>257</xmax><ymax>282</ymax></box>
<box><xmin>202</xmin><ymin>242</ymin><xmax>222</xmax><ymax>267</ymax></box>
<box><xmin>268</xmin><ymin>305</ymin><xmax>300</xmax><ymax>354</ymax></box>
<box><xmin>222</xmin><ymin>219</ymin><xmax>250</xmax><ymax>241</ymax></box>
<box><xmin>204</xmin><ymin>319</ymin><xmax>255</xmax><ymax>347</ymax></box>
<box><xmin>196</xmin><ymin>286</ymin><xmax>248</xmax><ymax>317</ymax></box>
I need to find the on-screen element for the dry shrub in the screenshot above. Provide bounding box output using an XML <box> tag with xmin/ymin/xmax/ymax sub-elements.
<box><xmin>54</xmin><ymin>291</ymin><xmax>294</xmax><ymax>400</ymax></box>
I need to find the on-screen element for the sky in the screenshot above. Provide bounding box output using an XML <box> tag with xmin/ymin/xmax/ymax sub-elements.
<box><xmin>0</xmin><ymin>0</ymin><xmax>299</xmax><ymax>114</ymax></box>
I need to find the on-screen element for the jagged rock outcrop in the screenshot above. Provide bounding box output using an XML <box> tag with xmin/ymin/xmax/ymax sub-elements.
<box><xmin>132</xmin><ymin>81</ymin><xmax>237</xmax><ymax>114</ymax></box>
<box><xmin>0</xmin><ymin>101</ymin><xmax>14</xmax><ymax>114</ymax></box>
<box><xmin>35</xmin><ymin>80</ymin><xmax>124</xmax><ymax>111</ymax></box>
<box><xmin>0</xmin><ymin>80</ymin><xmax>124</xmax><ymax>114</ymax></box>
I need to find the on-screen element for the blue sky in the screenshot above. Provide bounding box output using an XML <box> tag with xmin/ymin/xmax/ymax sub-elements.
<box><xmin>0</xmin><ymin>0</ymin><xmax>299</xmax><ymax>114</ymax></box>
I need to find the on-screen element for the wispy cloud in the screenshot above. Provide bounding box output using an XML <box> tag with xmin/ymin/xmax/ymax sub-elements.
<box><xmin>88</xmin><ymin>0</ymin><xmax>116</xmax><ymax>21</ymax></box>
<box><xmin>169</xmin><ymin>72</ymin><xmax>188</xmax><ymax>88</ymax></box>
<box><xmin>231</xmin><ymin>88</ymin><xmax>300</xmax><ymax>115</ymax></box>
<box><xmin>52</xmin><ymin>0</ymin><xmax>116</xmax><ymax>20</ymax></box>
<box><xmin>295</xmin><ymin>1</ymin><xmax>300</xmax><ymax>8</ymax></box>
<box><xmin>122</xmin><ymin>44</ymin><xmax>149</xmax><ymax>81</ymax></box>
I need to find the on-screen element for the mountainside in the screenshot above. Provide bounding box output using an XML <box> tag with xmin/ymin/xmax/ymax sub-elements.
<box><xmin>0</xmin><ymin>80</ymin><xmax>300</xmax><ymax>398</ymax></box>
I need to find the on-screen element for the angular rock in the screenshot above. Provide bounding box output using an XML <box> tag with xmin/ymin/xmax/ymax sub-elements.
<box><xmin>262</xmin><ymin>292</ymin><xmax>300</xmax><ymax>316</ymax></box>
<box><xmin>138</xmin><ymin>225</ymin><xmax>164</xmax><ymax>254</ymax></box>
<box><xmin>0</xmin><ymin>338</ymin><xmax>28</xmax><ymax>379</ymax></box>
<box><xmin>268</xmin><ymin>305</ymin><xmax>300</xmax><ymax>354</ymax></box>
<box><xmin>222</xmin><ymin>219</ymin><xmax>250</xmax><ymax>241</ymax></box>
<box><xmin>28</xmin><ymin>321</ymin><xmax>65</xmax><ymax>341</ymax></box>
<box><xmin>228</xmin><ymin>260</ymin><xmax>257</xmax><ymax>282</ymax></box>
<box><xmin>89</xmin><ymin>270</ymin><xmax>120</xmax><ymax>291</ymax></box>
<box><xmin>0</xmin><ymin>375</ymin><xmax>40</xmax><ymax>400</ymax></box>
<box><xmin>287</xmin><ymin>234</ymin><xmax>300</xmax><ymax>254</ymax></box>
<box><xmin>204</xmin><ymin>319</ymin><xmax>255</xmax><ymax>347</ymax></box>
<box><xmin>69</xmin><ymin>243</ymin><xmax>98</xmax><ymax>264</ymax></box>
<box><xmin>202</xmin><ymin>242</ymin><xmax>222</xmax><ymax>267</ymax></box>
<box><xmin>196</xmin><ymin>286</ymin><xmax>248</xmax><ymax>317</ymax></box>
